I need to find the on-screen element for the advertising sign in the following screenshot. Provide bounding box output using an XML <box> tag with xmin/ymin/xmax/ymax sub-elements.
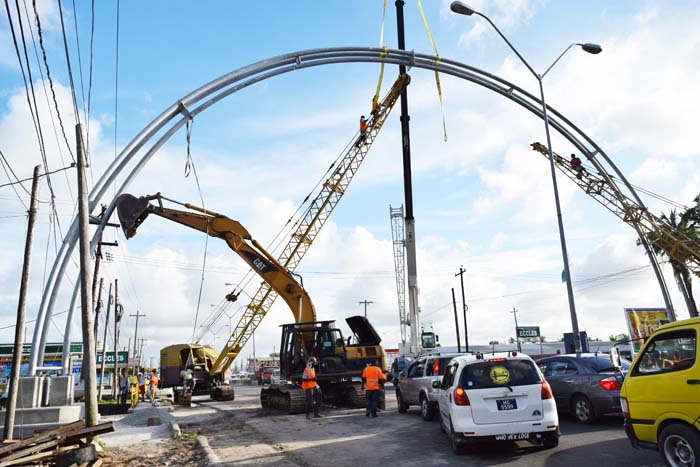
<box><xmin>96</xmin><ymin>351</ymin><xmax>129</xmax><ymax>365</ymax></box>
<box><xmin>624</xmin><ymin>308</ymin><xmax>671</xmax><ymax>355</ymax></box>
<box><xmin>517</xmin><ymin>326</ymin><xmax>540</xmax><ymax>339</ymax></box>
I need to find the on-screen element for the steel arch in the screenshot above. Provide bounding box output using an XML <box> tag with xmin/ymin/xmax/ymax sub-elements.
<box><xmin>30</xmin><ymin>47</ymin><xmax>671</xmax><ymax>373</ymax></box>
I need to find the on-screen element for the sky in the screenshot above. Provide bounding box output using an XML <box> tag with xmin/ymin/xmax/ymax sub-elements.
<box><xmin>1</xmin><ymin>0</ymin><xmax>699</xmax><ymax>370</ymax></box>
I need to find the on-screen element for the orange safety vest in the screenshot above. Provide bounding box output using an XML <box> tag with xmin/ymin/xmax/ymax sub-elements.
<box><xmin>360</xmin><ymin>119</ymin><xmax>368</xmax><ymax>133</ymax></box>
<box><xmin>301</xmin><ymin>366</ymin><xmax>317</xmax><ymax>390</ymax></box>
<box><xmin>150</xmin><ymin>373</ymin><xmax>159</xmax><ymax>386</ymax></box>
<box><xmin>362</xmin><ymin>365</ymin><xmax>385</xmax><ymax>391</ymax></box>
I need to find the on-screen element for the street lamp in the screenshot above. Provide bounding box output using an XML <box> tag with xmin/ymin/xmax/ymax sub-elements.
<box><xmin>450</xmin><ymin>1</ymin><xmax>602</xmax><ymax>354</ymax></box>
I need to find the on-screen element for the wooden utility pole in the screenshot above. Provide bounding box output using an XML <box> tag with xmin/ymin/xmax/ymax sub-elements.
<box><xmin>113</xmin><ymin>279</ymin><xmax>120</xmax><ymax>398</ymax></box>
<box><xmin>76</xmin><ymin>124</ymin><xmax>98</xmax><ymax>427</ymax></box>
<box><xmin>358</xmin><ymin>300</ymin><xmax>373</xmax><ymax>319</ymax></box>
<box><xmin>130</xmin><ymin>311</ymin><xmax>145</xmax><ymax>374</ymax></box>
<box><xmin>510</xmin><ymin>307</ymin><xmax>522</xmax><ymax>352</ymax></box>
<box><xmin>4</xmin><ymin>165</ymin><xmax>41</xmax><ymax>440</ymax></box>
<box><xmin>451</xmin><ymin>288</ymin><xmax>461</xmax><ymax>353</ymax></box>
<box><xmin>93</xmin><ymin>277</ymin><xmax>104</xmax><ymax>353</ymax></box>
<box><xmin>138</xmin><ymin>338</ymin><xmax>147</xmax><ymax>368</ymax></box>
<box><xmin>98</xmin><ymin>282</ymin><xmax>112</xmax><ymax>400</ymax></box>
<box><xmin>455</xmin><ymin>266</ymin><xmax>469</xmax><ymax>352</ymax></box>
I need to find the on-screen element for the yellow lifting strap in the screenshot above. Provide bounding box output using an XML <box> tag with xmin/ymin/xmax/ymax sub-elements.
<box><xmin>417</xmin><ymin>0</ymin><xmax>448</xmax><ymax>142</ymax></box>
<box><xmin>372</xmin><ymin>0</ymin><xmax>389</xmax><ymax>113</ymax></box>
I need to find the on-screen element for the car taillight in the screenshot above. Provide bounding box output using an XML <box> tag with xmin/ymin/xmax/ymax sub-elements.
<box><xmin>488</xmin><ymin>358</ymin><xmax>506</xmax><ymax>362</ymax></box>
<box><xmin>620</xmin><ymin>397</ymin><xmax>630</xmax><ymax>419</ymax></box>
<box><xmin>599</xmin><ymin>376</ymin><xmax>621</xmax><ymax>391</ymax></box>
<box><xmin>541</xmin><ymin>380</ymin><xmax>553</xmax><ymax>400</ymax></box>
<box><xmin>454</xmin><ymin>387</ymin><xmax>470</xmax><ymax>406</ymax></box>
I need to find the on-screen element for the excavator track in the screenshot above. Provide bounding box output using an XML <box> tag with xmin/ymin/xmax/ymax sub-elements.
<box><xmin>260</xmin><ymin>383</ymin><xmax>306</xmax><ymax>414</ymax></box>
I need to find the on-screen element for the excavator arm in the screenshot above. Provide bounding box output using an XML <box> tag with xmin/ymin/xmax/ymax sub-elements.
<box><xmin>115</xmin><ymin>193</ymin><xmax>317</xmax><ymax>327</ymax></box>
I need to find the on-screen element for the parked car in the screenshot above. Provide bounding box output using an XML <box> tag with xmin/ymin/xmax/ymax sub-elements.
<box><xmin>433</xmin><ymin>352</ymin><xmax>559</xmax><ymax>454</ymax></box>
<box><xmin>536</xmin><ymin>353</ymin><xmax>630</xmax><ymax>424</ymax></box>
<box><xmin>620</xmin><ymin>317</ymin><xmax>700</xmax><ymax>466</ymax></box>
<box><xmin>387</xmin><ymin>355</ymin><xmax>413</xmax><ymax>385</ymax></box>
<box><xmin>395</xmin><ymin>353</ymin><xmax>465</xmax><ymax>421</ymax></box>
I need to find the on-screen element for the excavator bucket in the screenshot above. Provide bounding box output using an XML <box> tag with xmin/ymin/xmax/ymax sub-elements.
<box><xmin>116</xmin><ymin>194</ymin><xmax>152</xmax><ymax>239</ymax></box>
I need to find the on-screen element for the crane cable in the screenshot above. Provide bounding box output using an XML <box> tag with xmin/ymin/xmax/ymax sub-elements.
<box><xmin>417</xmin><ymin>0</ymin><xmax>448</xmax><ymax>142</ymax></box>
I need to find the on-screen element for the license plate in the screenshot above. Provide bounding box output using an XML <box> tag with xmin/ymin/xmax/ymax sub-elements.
<box><xmin>495</xmin><ymin>433</ymin><xmax>531</xmax><ymax>441</ymax></box>
<box><xmin>496</xmin><ymin>398</ymin><xmax>517</xmax><ymax>411</ymax></box>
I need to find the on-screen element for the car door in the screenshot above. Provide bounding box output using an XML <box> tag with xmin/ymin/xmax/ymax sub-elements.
<box><xmin>438</xmin><ymin>362</ymin><xmax>458</xmax><ymax>424</ymax></box>
<box><xmin>542</xmin><ymin>358</ymin><xmax>578</xmax><ymax>411</ymax></box>
<box><xmin>404</xmin><ymin>359</ymin><xmax>426</xmax><ymax>404</ymax></box>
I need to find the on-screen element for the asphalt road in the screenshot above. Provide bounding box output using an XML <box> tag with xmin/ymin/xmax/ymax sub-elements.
<box><xmin>193</xmin><ymin>385</ymin><xmax>664</xmax><ymax>467</ymax></box>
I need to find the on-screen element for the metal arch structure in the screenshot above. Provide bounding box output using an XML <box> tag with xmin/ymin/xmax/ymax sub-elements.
<box><xmin>30</xmin><ymin>46</ymin><xmax>672</xmax><ymax>373</ymax></box>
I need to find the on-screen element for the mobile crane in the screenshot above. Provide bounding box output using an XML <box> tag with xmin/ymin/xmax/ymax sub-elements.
<box><xmin>116</xmin><ymin>193</ymin><xmax>386</xmax><ymax>412</ymax></box>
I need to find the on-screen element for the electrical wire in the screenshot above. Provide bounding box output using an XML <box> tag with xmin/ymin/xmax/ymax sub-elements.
<box><xmin>55</xmin><ymin>0</ymin><xmax>80</xmax><ymax>125</ymax></box>
<box><xmin>70</xmin><ymin>0</ymin><xmax>87</xmax><ymax>123</ymax></box>
<box><xmin>0</xmin><ymin>150</ymin><xmax>29</xmax><ymax>209</ymax></box>
<box><xmin>0</xmin><ymin>164</ymin><xmax>75</xmax><ymax>189</ymax></box>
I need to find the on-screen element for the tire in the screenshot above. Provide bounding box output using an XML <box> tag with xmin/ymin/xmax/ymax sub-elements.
<box><xmin>659</xmin><ymin>423</ymin><xmax>700</xmax><ymax>467</ymax></box>
<box><xmin>56</xmin><ymin>445</ymin><xmax>97</xmax><ymax>467</ymax></box>
<box><xmin>396</xmin><ymin>390</ymin><xmax>409</xmax><ymax>413</ymax></box>
<box><xmin>571</xmin><ymin>395</ymin><xmax>596</xmax><ymax>424</ymax></box>
<box><xmin>449</xmin><ymin>420</ymin><xmax>466</xmax><ymax>455</ymax></box>
<box><xmin>420</xmin><ymin>395</ymin><xmax>436</xmax><ymax>421</ymax></box>
<box><xmin>542</xmin><ymin>433</ymin><xmax>559</xmax><ymax>449</ymax></box>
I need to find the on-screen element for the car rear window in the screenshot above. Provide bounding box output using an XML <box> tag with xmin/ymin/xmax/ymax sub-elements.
<box><xmin>580</xmin><ymin>357</ymin><xmax>630</xmax><ymax>372</ymax></box>
<box><xmin>425</xmin><ymin>357</ymin><xmax>456</xmax><ymax>376</ymax></box>
<box><xmin>460</xmin><ymin>359</ymin><xmax>541</xmax><ymax>389</ymax></box>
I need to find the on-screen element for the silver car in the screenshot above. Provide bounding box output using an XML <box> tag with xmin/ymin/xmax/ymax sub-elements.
<box><xmin>396</xmin><ymin>353</ymin><xmax>466</xmax><ymax>421</ymax></box>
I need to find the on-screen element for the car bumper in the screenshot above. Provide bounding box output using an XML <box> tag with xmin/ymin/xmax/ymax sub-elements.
<box><xmin>590</xmin><ymin>391</ymin><xmax>622</xmax><ymax>416</ymax></box>
<box><xmin>456</xmin><ymin>426</ymin><xmax>560</xmax><ymax>444</ymax></box>
<box><xmin>454</xmin><ymin>418</ymin><xmax>559</xmax><ymax>438</ymax></box>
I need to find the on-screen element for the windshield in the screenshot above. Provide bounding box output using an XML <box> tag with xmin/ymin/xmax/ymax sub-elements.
<box><xmin>460</xmin><ymin>359</ymin><xmax>541</xmax><ymax>389</ymax></box>
<box><xmin>580</xmin><ymin>357</ymin><xmax>630</xmax><ymax>372</ymax></box>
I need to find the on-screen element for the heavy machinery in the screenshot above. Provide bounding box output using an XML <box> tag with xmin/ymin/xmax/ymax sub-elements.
<box><xmin>116</xmin><ymin>193</ymin><xmax>386</xmax><ymax>412</ymax></box>
<box><xmin>160</xmin><ymin>343</ymin><xmax>234</xmax><ymax>404</ymax></box>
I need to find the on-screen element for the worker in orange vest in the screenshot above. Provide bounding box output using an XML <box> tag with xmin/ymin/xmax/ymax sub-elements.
<box><xmin>361</xmin><ymin>360</ymin><xmax>386</xmax><ymax>418</ymax></box>
<box><xmin>355</xmin><ymin>115</ymin><xmax>369</xmax><ymax>148</ymax></box>
<box><xmin>302</xmin><ymin>357</ymin><xmax>322</xmax><ymax>419</ymax></box>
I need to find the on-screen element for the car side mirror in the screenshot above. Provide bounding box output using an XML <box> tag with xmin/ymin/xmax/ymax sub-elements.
<box><xmin>399</xmin><ymin>371</ymin><xmax>407</xmax><ymax>379</ymax></box>
<box><xmin>432</xmin><ymin>380</ymin><xmax>442</xmax><ymax>389</ymax></box>
<box><xmin>610</xmin><ymin>347</ymin><xmax>622</xmax><ymax>369</ymax></box>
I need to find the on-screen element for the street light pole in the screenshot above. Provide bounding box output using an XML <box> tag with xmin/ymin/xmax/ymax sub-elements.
<box><xmin>450</xmin><ymin>2</ymin><xmax>602</xmax><ymax>355</ymax></box>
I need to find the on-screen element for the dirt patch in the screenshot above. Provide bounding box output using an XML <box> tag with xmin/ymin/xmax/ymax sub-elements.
<box><xmin>102</xmin><ymin>437</ymin><xmax>206</xmax><ymax>467</ymax></box>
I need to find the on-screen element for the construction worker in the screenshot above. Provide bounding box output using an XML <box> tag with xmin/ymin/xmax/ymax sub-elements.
<box><xmin>362</xmin><ymin>360</ymin><xmax>386</xmax><ymax>418</ymax></box>
<box><xmin>355</xmin><ymin>115</ymin><xmax>369</xmax><ymax>147</ymax></box>
<box><xmin>149</xmin><ymin>368</ymin><xmax>160</xmax><ymax>404</ymax></box>
<box><xmin>570</xmin><ymin>153</ymin><xmax>585</xmax><ymax>179</ymax></box>
<box><xmin>180</xmin><ymin>366</ymin><xmax>195</xmax><ymax>393</ymax></box>
<box><xmin>302</xmin><ymin>357</ymin><xmax>322</xmax><ymax>419</ymax></box>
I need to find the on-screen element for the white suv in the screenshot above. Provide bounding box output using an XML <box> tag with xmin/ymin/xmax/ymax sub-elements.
<box><xmin>433</xmin><ymin>352</ymin><xmax>559</xmax><ymax>454</ymax></box>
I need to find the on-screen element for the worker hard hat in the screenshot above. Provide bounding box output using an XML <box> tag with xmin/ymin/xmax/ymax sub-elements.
<box><xmin>361</xmin><ymin>115</ymin><xmax>365</xmax><ymax>119</ymax></box>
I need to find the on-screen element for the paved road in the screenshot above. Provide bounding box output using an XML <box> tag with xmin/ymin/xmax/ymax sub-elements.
<box><xmin>191</xmin><ymin>385</ymin><xmax>663</xmax><ymax>467</ymax></box>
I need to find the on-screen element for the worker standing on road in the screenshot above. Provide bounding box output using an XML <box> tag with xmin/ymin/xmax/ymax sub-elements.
<box><xmin>118</xmin><ymin>368</ymin><xmax>128</xmax><ymax>405</ymax></box>
<box><xmin>149</xmin><ymin>368</ymin><xmax>160</xmax><ymax>404</ymax></box>
<box><xmin>362</xmin><ymin>360</ymin><xmax>386</xmax><ymax>418</ymax></box>
<box><xmin>302</xmin><ymin>357</ymin><xmax>322</xmax><ymax>420</ymax></box>
<box><xmin>138</xmin><ymin>371</ymin><xmax>146</xmax><ymax>400</ymax></box>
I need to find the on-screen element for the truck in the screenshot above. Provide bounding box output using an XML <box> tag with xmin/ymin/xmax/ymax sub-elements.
<box><xmin>160</xmin><ymin>343</ymin><xmax>234</xmax><ymax>403</ymax></box>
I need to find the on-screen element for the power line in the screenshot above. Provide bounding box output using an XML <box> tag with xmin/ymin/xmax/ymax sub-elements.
<box><xmin>0</xmin><ymin>164</ymin><xmax>75</xmax><ymax>189</ymax></box>
<box><xmin>56</xmin><ymin>0</ymin><xmax>81</xmax><ymax>125</ymax></box>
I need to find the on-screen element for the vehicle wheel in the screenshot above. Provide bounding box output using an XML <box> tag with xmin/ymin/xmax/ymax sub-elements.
<box><xmin>542</xmin><ymin>433</ymin><xmax>559</xmax><ymax>449</ymax></box>
<box><xmin>659</xmin><ymin>423</ymin><xmax>700</xmax><ymax>467</ymax></box>
<box><xmin>420</xmin><ymin>395</ymin><xmax>436</xmax><ymax>421</ymax></box>
<box><xmin>396</xmin><ymin>390</ymin><xmax>408</xmax><ymax>413</ymax></box>
<box><xmin>449</xmin><ymin>420</ymin><xmax>466</xmax><ymax>455</ymax></box>
<box><xmin>571</xmin><ymin>395</ymin><xmax>596</xmax><ymax>424</ymax></box>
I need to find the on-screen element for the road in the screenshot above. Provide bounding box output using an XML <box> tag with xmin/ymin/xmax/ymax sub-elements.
<box><xmin>181</xmin><ymin>385</ymin><xmax>663</xmax><ymax>467</ymax></box>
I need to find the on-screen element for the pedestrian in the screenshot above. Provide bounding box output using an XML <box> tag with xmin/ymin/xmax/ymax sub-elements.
<box><xmin>355</xmin><ymin>115</ymin><xmax>369</xmax><ymax>147</ymax></box>
<box><xmin>570</xmin><ymin>153</ymin><xmax>585</xmax><ymax>179</ymax></box>
<box><xmin>301</xmin><ymin>357</ymin><xmax>322</xmax><ymax>419</ymax></box>
<box><xmin>138</xmin><ymin>371</ymin><xmax>146</xmax><ymax>400</ymax></box>
<box><xmin>149</xmin><ymin>368</ymin><xmax>160</xmax><ymax>404</ymax></box>
<box><xmin>118</xmin><ymin>368</ymin><xmax>128</xmax><ymax>405</ymax></box>
<box><xmin>362</xmin><ymin>360</ymin><xmax>386</xmax><ymax>418</ymax></box>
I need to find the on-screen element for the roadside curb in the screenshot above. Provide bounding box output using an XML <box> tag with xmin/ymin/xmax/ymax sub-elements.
<box><xmin>170</xmin><ymin>421</ymin><xmax>181</xmax><ymax>438</ymax></box>
<box><xmin>198</xmin><ymin>435</ymin><xmax>221</xmax><ymax>466</ymax></box>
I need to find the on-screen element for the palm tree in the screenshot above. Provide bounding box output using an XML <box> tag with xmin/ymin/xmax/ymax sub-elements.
<box><xmin>653</xmin><ymin>202</ymin><xmax>699</xmax><ymax>317</ymax></box>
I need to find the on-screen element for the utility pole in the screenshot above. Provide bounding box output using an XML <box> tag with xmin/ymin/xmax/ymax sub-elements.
<box><xmin>137</xmin><ymin>338</ymin><xmax>147</xmax><ymax>368</ymax></box>
<box><xmin>510</xmin><ymin>307</ymin><xmax>521</xmax><ymax>352</ymax></box>
<box><xmin>395</xmin><ymin>0</ymin><xmax>421</xmax><ymax>356</ymax></box>
<box><xmin>93</xmin><ymin>278</ymin><xmax>104</xmax><ymax>353</ymax></box>
<box><xmin>358</xmin><ymin>300</ymin><xmax>373</xmax><ymax>319</ymax></box>
<box><xmin>76</xmin><ymin>124</ymin><xmax>98</xmax><ymax>427</ymax></box>
<box><xmin>455</xmin><ymin>266</ymin><xmax>469</xmax><ymax>352</ymax></box>
<box><xmin>451</xmin><ymin>288</ymin><xmax>461</xmax><ymax>353</ymax></box>
<box><xmin>130</xmin><ymin>311</ymin><xmax>145</xmax><ymax>374</ymax></box>
<box><xmin>98</xmin><ymin>282</ymin><xmax>112</xmax><ymax>400</ymax></box>
<box><xmin>4</xmin><ymin>165</ymin><xmax>41</xmax><ymax>440</ymax></box>
<box><xmin>113</xmin><ymin>279</ymin><xmax>120</xmax><ymax>398</ymax></box>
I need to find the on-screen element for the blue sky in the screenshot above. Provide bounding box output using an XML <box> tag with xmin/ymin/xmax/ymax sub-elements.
<box><xmin>1</xmin><ymin>0</ymin><xmax>699</xmax><ymax>367</ymax></box>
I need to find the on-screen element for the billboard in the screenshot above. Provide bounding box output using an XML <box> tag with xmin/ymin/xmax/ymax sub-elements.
<box><xmin>624</xmin><ymin>308</ymin><xmax>671</xmax><ymax>355</ymax></box>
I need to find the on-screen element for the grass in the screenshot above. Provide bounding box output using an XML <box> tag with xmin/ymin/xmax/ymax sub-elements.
<box><xmin>180</xmin><ymin>430</ymin><xmax>198</xmax><ymax>439</ymax></box>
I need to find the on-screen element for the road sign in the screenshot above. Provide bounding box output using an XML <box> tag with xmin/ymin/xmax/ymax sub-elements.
<box><xmin>517</xmin><ymin>326</ymin><xmax>540</xmax><ymax>338</ymax></box>
<box><xmin>96</xmin><ymin>351</ymin><xmax>129</xmax><ymax>365</ymax></box>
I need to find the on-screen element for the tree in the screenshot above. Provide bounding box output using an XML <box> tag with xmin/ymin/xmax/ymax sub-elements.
<box><xmin>652</xmin><ymin>204</ymin><xmax>699</xmax><ymax>317</ymax></box>
<box><xmin>609</xmin><ymin>333</ymin><xmax>629</xmax><ymax>342</ymax></box>
<box><xmin>507</xmin><ymin>337</ymin><xmax>516</xmax><ymax>344</ymax></box>
<box><xmin>538</xmin><ymin>336</ymin><xmax>546</xmax><ymax>343</ymax></box>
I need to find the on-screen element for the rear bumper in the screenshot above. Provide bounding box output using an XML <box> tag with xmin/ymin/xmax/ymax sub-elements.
<box><xmin>456</xmin><ymin>427</ymin><xmax>560</xmax><ymax>444</ymax></box>
<box><xmin>590</xmin><ymin>391</ymin><xmax>622</xmax><ymax>416</ymax></box>
<box><xmin>454</xmin><ymin>418</ymin><xmax>559</xmax><ymax>438</ymax></box>
<box><xmin>623</xmin><ymin>419</ymin><xmax>657</xmax><ymax>451</ymax></box>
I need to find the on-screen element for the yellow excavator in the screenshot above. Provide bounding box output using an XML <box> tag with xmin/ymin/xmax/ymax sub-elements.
<box><xmin>116</xmin><ymin>193</ymin><xmax>386</xmax><ymax>412</ymax></box>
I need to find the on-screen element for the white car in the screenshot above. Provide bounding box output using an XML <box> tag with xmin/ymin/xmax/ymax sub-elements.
<box><xmin>433</xmin><ymin>352</ymin><xmax>559</xmax><ymax>454</ymax></box>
